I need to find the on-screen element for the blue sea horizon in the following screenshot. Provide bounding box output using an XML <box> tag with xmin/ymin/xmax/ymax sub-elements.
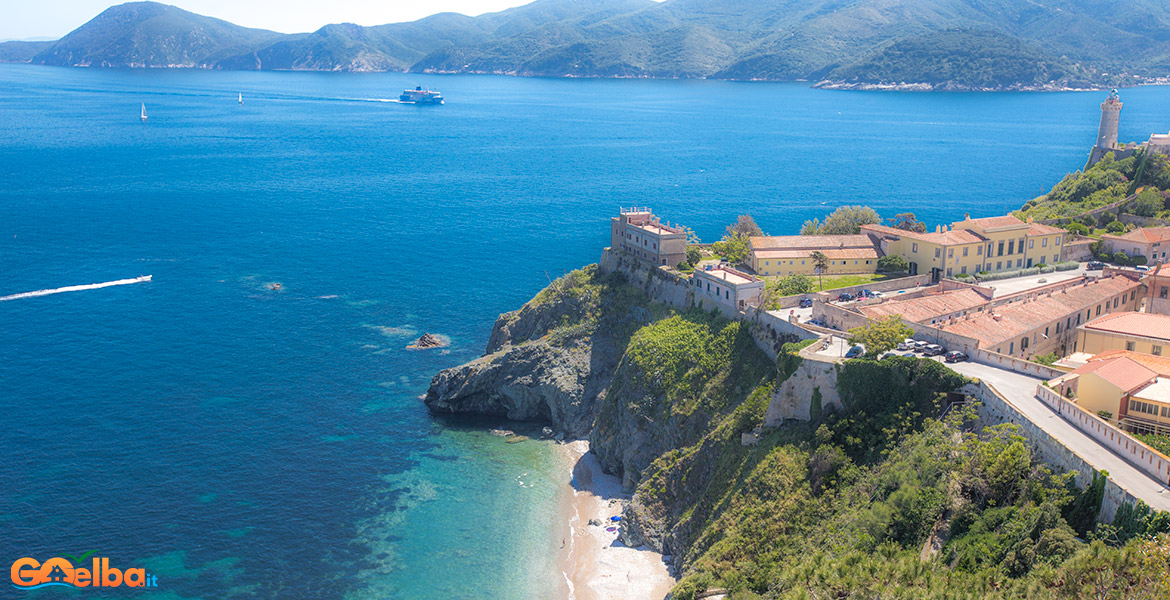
<box><xmin>1</xmin><ymin>63</ymin><xmax>1167</xmax><ymax>598</ymax></box>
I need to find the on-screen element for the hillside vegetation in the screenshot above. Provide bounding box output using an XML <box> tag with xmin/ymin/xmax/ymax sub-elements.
<box><xmin>9</xmin><ymin>0</ymin><xmax>1170</xmax><ymax>87</ymax></box>
<box><xmin>629</xmin><ymin>355</ymin><xmax>1170</xmax><ymax>599</ymax></box>
<box><xmin>1017</xmin><ymin>151</ymin><xmax>1170</xmax><ymax>221</ymax></box>
<box><xmin>430</xmin><ymin>265</ymin><xmax>1170</xmax><ymax>598</ymax></box>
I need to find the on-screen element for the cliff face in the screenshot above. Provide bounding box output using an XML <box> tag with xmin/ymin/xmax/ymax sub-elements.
<box><xmin>425</xmin><ymin>263</ymin><xmax>774</xmax><ymax>488</ymax></box>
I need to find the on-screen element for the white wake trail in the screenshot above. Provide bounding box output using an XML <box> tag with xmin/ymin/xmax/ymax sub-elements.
<box><xmin>0</xmin><ymin>275</ymin><xmax>152</xmax><ymax>302</ymax></box>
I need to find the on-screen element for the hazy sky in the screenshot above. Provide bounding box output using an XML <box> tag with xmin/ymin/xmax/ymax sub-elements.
<box><xmin>4</xmin><ymin>0</ymin><xmax>541</xmax><ymax>40</ymax></box>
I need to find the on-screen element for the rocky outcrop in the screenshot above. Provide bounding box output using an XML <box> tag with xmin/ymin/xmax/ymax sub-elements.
<box><xmin>764</xmin><ymin>356</ymin><xmax>842</xmax><ymax>425</ymax></box>
<box><xmin>426</xmin><ymin>338</ymin><xmax>610</xmax><ymax>438</ymax></box>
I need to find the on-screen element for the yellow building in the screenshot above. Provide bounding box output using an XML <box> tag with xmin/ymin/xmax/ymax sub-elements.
<box><xmin>1078</xmin><ymin>312</ymin><xmax>1170</xmax><ymax>357</ymax></box>
<box><xmin>861</xmin><ymin>215</ymin><xmax>1065</xmax><ymax>280</ymax></box>
<box><xmin>1051</xmin><ymin>355</ymin><xmax>1170</xmax><ymax>435</ymax></box>
<box><xmin>748</xmin><ymin>234</ymin><xmax>882</xmax><ymax>277</ymax></box>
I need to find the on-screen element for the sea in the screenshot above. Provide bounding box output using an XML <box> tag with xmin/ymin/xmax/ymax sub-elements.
<box><xmin>1</xmin><ymin>63</ymin><xmax>1168</xmax><ymax>599</ymax></box>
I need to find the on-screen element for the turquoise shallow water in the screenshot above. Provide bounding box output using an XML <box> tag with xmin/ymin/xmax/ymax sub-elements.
<box><xmin>0</xmin><ymin>64</ymin><xmax>1168</xmax><ymax>598</ymax></box>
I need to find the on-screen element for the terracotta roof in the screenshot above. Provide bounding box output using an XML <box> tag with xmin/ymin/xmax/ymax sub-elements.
<box><xmin>1081</xmin><ymin>311</ymin><xmax>1170</xmax><ymax>342</ymax></box>
<box><xmin>1089</xmin><ymin>350</ymin><xmax>1170</xmax><ymax>377</ymax></box>
<box><xmin>1100</xmin><ymin>227</ymin><xmax>1170</xmax><ymax>244</ymax></box>
<box><xmin>936</xmin><ymin>275</ymin><xmax>1141</xmax><ymax>348</ymax></box>
<box><xmin>859</xmin><ymin>288</ymin><xmax>990</xmax><ymax>323</ymax></box>
<box><xmin>966</xmin><ymin>215</ymin><xmax>1029</xmax><ymax>230</ymax></box>
<box><xmin>1027</xmin><ymin>222</ymin><xmax>1064</xmax><ymax>236</ymax></box>
<box><xmin>861</xmin><ymin>223</ymin><xmax>986</xmax><ymax>245</ymax></box>
<box><xmin>754</xmin><ymin>248</ymin><xmax>882</xmax><ymax>260</ymax></box>
<box><xmin>749</xmin><ymin>234</ymin><xmax>878</xmax><ymax>251</ymax></box>
<box><xmin>1073</xmin><ymin>356</ymin><xmax>1158</xmax><ymax>394</ymax></box>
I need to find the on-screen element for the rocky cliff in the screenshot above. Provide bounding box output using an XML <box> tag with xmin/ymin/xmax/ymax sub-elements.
<box><xmin>425</xmin><ymin>263</ymin><xmax>775</xmax><ymax>488</ymax></box>
<box><xmin>422</xmin><ymin>264</ymin><xmax>1161</xmax><ymax>600</ymax></box>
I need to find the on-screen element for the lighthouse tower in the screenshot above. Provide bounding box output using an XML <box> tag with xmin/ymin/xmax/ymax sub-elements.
<box><xmin>1096</xmin><ymin>89</ymin><xmax>1122</xmax><ymax>150</ymax></box>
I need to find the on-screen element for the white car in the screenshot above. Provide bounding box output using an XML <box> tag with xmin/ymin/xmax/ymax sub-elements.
<box><xmin>896</xmin><ymin>338</ymin><xmax>915</xmax><ymax>351</ymax></box>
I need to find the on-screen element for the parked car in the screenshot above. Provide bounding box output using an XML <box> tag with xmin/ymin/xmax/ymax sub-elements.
<box><xmin>923</xmin><ymin>344</ymin><xmax>945</xmax><ymax>356</ymax></box>
<box><xmin>837</xmin><ymin>292</ymin><xmax>854</xmax><ymax>302</ymax></box>
<box><xmin>807</xmin><ymin>318</ymin><xmax>827</xmax><ymax>328</ymax></box>
<box><xmin>944</xmin><ymin>351</ymin><xmax>969</xmax><ymax>363</ymax></box>
<box><xmin>859</xmin><ymin>289</ymin><xmax>885</xmax><ymax>299</ymax></box>
<box><xmin>1136</xmin><ymin>265</ymin><xmax>1150</xmax><ymax>272</ymax></box>
<box><xmin>845</xmin><ymin>345</ymin><xmax>866</xmax><ymax>359</ymax></box>
<box><xmin>1087</xmin><ymin>261</ymin><xmax>1105</xmax><ymax>271</ymax></box>
<box><xmin>798</xmin><ymin>297</ymin><xmax>814</xmax><ymax>308</ymax></box>
<box><xmin>896</xmin><ymin>338</ymin><xmax>915</xmax><ymax>351</ymax></box>
<box><xmin>913</xmin><ymin>341</ymin><xmax>930</xmax><ymax>353</ymax></box>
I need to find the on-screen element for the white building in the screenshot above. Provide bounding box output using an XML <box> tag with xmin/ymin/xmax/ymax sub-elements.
<box><xmin>693</xmin><ymin>266</ymin><xmax>765</xmax><ymax>313</ymax></box>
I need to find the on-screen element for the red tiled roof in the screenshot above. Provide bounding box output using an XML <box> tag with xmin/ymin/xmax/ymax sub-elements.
<box><xmin>1081</xmin><ymin>311</ymin><xmax>1170</xmax><ymax>342</ymax></box>
<box><xmin>861</xmin><ymin>223</ymin><xmax>986</xmax><ymax>245</ymax></box>
<box><xmin>936</xmin><ymin>275</ymin><xmax>1141</xmax><ymax>348</ymax></box>
<box><xmin>754</xmin><ymin>248</ymin><xmax>882</xmax><ymax>260</ymax></box>
<box><xmin>1101</xmin><ymin>227</ymin><xmax>1170</xmax><ymax>244</ymax></box>
<box><xmin>1089</xmin><ymin>350</ymin><xmax>1170</xmax><ymax>377</ymax></box>
<box><xmin>749</xmin><ymin>234</ymin><xmax>878</xmax><ymax>251</ymax></box>
<box><xmin>967</xmin><ymin>215</ymin><xmax>1029</xmax><ymax>230</ymax></box>
<box><xmin>1027</xmin><ymin>222</ymin><xmax>1064</xmax><ymax>236</ymax></box>
<box><xmin>1073</xmin><ymin>356</ymin><xmax>1158</xmax><ymax>393</ymax></box>
<box><xmin>859</xmin><ymin>288</ymin><xmax>990</xmax><ymax>323</ymax></box>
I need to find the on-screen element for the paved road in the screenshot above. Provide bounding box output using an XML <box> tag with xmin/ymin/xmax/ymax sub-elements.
<box><xmin>945</xmin><ymin>360</ymin><xmax>1170</xmax><ymax>512</ymax></box>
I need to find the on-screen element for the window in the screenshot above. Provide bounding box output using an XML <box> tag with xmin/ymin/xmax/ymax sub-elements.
<box><xmin>935</xmin><ymin>248</ymin><xmax>941</xmax><ymax>258</ymax></box>
<box><xmin>1056</xmin><ymin>237</ymin><xmax>1061</xmax><ymax>246</ymax></box>
<box><xmin>1042</xmin><ymin>238</ymin><xmax>1048</xmax><ymax>248</ymax></box>
<box><xmin>1096</xmin><ymin>305</ymin><xmax>1101</xmax><ymax>316</ymax></box>
<box><xmin>1154</xmin><ymin>346</ymin><xmax>1163</xmax><ymax>356</ymax></box>
<box><xmin>987</xmin><ymin>243</ymin><xmax>993</xmax><ymax>256</ymax></box>
<box><xmin>997</xmin><ymin>261</ymin><xmax>1002</xmax><ymax>270</ymax></box>
<box><xmin>912</xmin><ymin>243</ymin><xmax>918</xmax><ymax>252</ymax></box>
<box><xmin>948</xmin><ymin>248</ymin><xmax>954</xmax><ymax>258</ymax></box>
<box><xmin>1021</xmin><ymin>336</ymin><xmax>1029</xmax><ymax>350</ymax></box>
<box><xmin>1114</xmin><ymin>298</ymin><xmax>1119</xmax><ymax>308</ymax></box>
<box><xmin>1018</xmin><ymin>238</ymin><xmax>1024</xmax><ymax>252</ymax></box>
<box><xmin>947</xmin><ymin>268</ymin><xmax>952</xmax><ymax>276</ymax></box>
<box><xmin>1127</xmin><ymin>341</ymin><xmax>1137</xmax><ymax>351</ymax></box>
<box><xmin>1045</xmin><ymin>327</ymin><xmax>1049</xmax><ymax>337</ymax></box>
<box><xmin>962</xmin><ymin>247</ymin><xmax>968</xmax><ymax>257</ymax></box>
<box><xmin>1131</xmin><ymin>291</ymin><xmax>1136</xmax><ymax>301</ymax></box>
<box><xmin>1008</xmin><ymin>240</ymin><xmax>1015</xmax><ymax>255</ymax></box>
<box><xmin>1040</xmin><ymin>256</ymin><xmax>1047</xmax><ymax>264</ymax></box>
<box><xmin>1056</xmin><ymin>322</ymin><xmax>1062</xmax><ymax>333</ymax></box>
<box><xmin>961</xmin><ymin>266</ymin><xmax>967</xmax><ymax>274</ymax></box>
<box><xmin>1029</xmin><ymin>239</ymin><xmax>1035</xmax><ymax>249</ymax></box>
<box><xmin>1009</xmin><ymin>342</ymin><xmax>1015</xmax><ymax>354</ymax></box>
<box><xmin>1017</xmin><ymin>259</ymin><xmax>1023</xmax><ymax>268</ymax></box>
<box><xmin>998</xmin><ymin>242</ymin><xmax>1004</xmax><ymax>256</ymax></box>
<box><xmin>978</xmin><ymin>245</ymin><xmax>983</xmax><ymax>256</ymax></box>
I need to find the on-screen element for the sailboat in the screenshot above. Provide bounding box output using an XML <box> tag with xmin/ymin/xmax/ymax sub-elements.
<box><xmin>140</xmin><ymin>103</ymin><xmax>148</xmax><ymax>122</ymax></box>
<box><xmin>238</xmin><ymin>92</ymin><xmax>243</xmax><ymax>105</ymax></box>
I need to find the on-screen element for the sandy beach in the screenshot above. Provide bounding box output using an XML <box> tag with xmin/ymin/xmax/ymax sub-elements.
<box><xmin>553</xmin><ymin>440</ymin><xmax>676</xmax><ymax>600</ymax></box>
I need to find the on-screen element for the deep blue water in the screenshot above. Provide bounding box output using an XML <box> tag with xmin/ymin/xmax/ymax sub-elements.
<box><xmin>1</xmin><ymin>64</ymin><xmax>1168</xmax><ymax>599</ymax></box>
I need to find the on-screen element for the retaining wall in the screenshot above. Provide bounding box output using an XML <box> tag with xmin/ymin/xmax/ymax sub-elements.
<box><xmin>967</xmin><ymin>381</ymin><xmax>1131</xmax><ymax>522</ymax></box>
<box><xmin>768</xmin><ymin>273</ymin><xmax>933</xmax><ymax>309</ymax></box>
<box><xmin>1036</xmin><ymin>385</ymin><xmax>1170</xmax><ymax>486</ymax></box>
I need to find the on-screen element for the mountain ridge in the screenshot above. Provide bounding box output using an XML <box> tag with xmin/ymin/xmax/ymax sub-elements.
<box><xmin>5</xmin><ymin>0</ymin><xmax>1170</xmax><ymax>88</ymax></box>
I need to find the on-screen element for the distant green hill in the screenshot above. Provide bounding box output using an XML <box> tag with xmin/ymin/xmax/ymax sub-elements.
<box><xmin>10</xmin><ymin>0</ymin><xmax>1170</xmax><ymax>87</ymax></box>
<box><xmin>820</xmin><ymin>29</ymin><xmax>1103</xmax><ymax>90</ymax></box>
<box><xmin>33</xmin><ymin>2</ymin><xmax>282</xmax><ymax>67</ymax></box>
<box><xmin>0</xmin><ymin>41</ymin><xmax>52</xmax><ymax>63</ymax></box>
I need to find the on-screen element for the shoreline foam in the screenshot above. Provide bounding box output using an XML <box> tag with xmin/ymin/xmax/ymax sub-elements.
<box><xmin>553</xmin><ymin>440</ymin><xmax>675</xmax><ymax>600</ymax></box>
